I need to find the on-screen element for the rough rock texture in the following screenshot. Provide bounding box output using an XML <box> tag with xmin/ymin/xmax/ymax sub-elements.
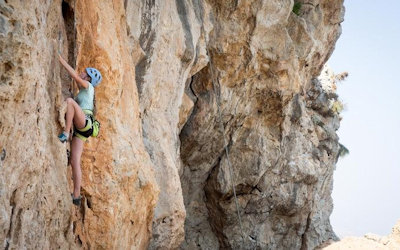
<box><xmin>322</xmin><ymin>221</ymin><xmax>400</xmax><ymax>250</ymax></box>
<box><xmin>0</xmin><ymin>0</ymin><xmax>158</xmax><ymax>249</ymax></box>
<box><xmin>179</xmin><ymin>1</ymin><xmax>344</xmax><ymax>249</ymax></box>
<box><xmin>0</xmin><ymin>0</ymin><xmax>345</xmax><ymax>249</ymax></box>
<box><xmin>129</xmin><ymin>1</ymin><xmax>212</xmax><ymax>248</ymax></box>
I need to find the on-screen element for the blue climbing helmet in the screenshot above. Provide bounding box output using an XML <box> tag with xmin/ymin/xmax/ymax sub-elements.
<box><xmin>85</xmin><ymin>67</ymin><xmax>102</xmax><ymax>87</ymax></box>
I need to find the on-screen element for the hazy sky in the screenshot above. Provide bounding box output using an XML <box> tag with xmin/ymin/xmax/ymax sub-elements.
<box><xmin>328</xmin><ymin>0</ymin><xmax>400</xmax><ymax>237</ymax></box>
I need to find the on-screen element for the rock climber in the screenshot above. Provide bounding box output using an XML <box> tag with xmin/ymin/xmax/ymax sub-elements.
<box><xmin>57</xmin><ymin>53</ymin><xmax>102</xmax><ymax>206</ymax></box>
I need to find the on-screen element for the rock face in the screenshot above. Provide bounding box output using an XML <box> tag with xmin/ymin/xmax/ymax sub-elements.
<box><xmin>0</xmin><ymin>0</ymin><xmax>158</xmax><ymax>249</ymax></box>
<box><xmin>179</xmin><ymin>1</ymin><xmax>344</xmax><ymax>249</ymax></box>
<box><xmin>0</xmin><ymin>0</ymin><xmax>344</xmax><ymax>249</ymax></box>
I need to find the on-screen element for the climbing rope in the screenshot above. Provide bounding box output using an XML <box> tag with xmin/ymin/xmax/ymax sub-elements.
<box><xmin>206</xmin><ymin>46</ymin><xmax>246</xmax><ymax>246</ymax></box>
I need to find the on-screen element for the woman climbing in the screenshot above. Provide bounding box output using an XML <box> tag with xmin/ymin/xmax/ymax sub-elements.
<box><xmin>57</xmin><ymin>53</ymin><xmax>102</xmax><ymax>206</ymax></box>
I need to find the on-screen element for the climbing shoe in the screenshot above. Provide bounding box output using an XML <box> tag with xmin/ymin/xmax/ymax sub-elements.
<box><xmin>72</xmin><ymin>195</ymin><xmax>81</xmax><ymax>206</ymax></box>
<box><xmin>58</xmin><ymin>132</ymin><xmax>69</xmax><ymax>143</ymax></box>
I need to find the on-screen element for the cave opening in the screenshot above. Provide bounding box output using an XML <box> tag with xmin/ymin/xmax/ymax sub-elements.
<box><xmin>60</xmin><ymin>0</ymin><xmax>76</xmax><ymax>95</ymax></box>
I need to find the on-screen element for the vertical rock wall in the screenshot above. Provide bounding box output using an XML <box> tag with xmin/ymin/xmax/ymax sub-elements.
<box><xmin>179</xmin><ymin>0</ymin><xmax>344</xmax><ymax>249</ymax></box>
<box><xmin>71</xmin><ymin>1</ymin><xmax>158</xmax><ymax>249</ymax></box>
<box><xmin>0</xmin><ymin>0</ymin><xmax>158</xmax><ymax>249</ymax></box>
<box><xmin>0</xmin><ymin>1</ymin><xmax>75</xmax><ymax>248</ymax></box>
<box><xmin>128</xmin><ymin>0</ymin><xmax>212</xmax><ymax>248</ymax></box>
<box><xmin>0</xmin><ymin>0</ymin><xmax>344</xmax><ymax>249</ymax></box>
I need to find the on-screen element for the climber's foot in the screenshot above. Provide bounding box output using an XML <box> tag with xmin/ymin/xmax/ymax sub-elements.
<box><xmin>58</xmin><ymin>132</ymin><xmax>69</xmax><ymax>143</ymax></box>
<box><xmin>72</xmin><ymin>194</ymin><xmax>81</xmax><ymax>206</ymax></box>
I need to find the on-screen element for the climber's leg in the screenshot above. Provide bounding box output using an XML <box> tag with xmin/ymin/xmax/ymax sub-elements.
<box><xmin>71</xmin><ymin>136</ymin><xmax>84</xmax><ymax>199</ymax></box>
<box><xmin>59</xmin><ymin>98</ymin><xmax>86</xmax><ymax>142</ymax></box>
<box><xmin>65</xmin><ymin>97</ymin><xmax>86</xmax><ymax>133</ymax></box>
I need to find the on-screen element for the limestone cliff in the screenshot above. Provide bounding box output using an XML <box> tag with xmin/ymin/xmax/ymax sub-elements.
<box><xmin>0</xmin><ymin>0</ymin><xmax>344</xmax><ymax>249</ymax></box>
<box><xmin>0</xmin><ymin>1</ymin><xmax>158</xmax><ymax>249</ymax></box>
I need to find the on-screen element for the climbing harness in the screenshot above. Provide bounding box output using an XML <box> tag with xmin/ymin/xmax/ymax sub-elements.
<box><xmin>206</xmin><ymin>46</ymin><xmax>246</xmax><ymax>246</ymax></box>
<box><xmin>73</xmin><ymin>109</ymin><xmax>101</xmax><ymax>141</ymax></box>
<box><xmin>91</xmin><ymin>118</ymin><xmax>100</xmax><ymax>137</ymax></box>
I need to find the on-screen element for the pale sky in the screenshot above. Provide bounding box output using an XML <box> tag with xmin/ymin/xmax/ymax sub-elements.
<box><xmin>328</xmin><ymin>0</ymin><xmax>400</xmax><ymax>237</ymax></box>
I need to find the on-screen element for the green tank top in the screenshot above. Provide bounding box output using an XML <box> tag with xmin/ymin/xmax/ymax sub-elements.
<box><xmin>75</xmin><ymin>83</ymin><xmax>94</xmax><ymax>111</ymax></box>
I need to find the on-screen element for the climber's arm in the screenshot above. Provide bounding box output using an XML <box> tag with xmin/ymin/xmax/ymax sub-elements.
<box><xmin>58</xmin><ymin>54</ymin><xmax>89</xmax><ymax>89</ymax></box>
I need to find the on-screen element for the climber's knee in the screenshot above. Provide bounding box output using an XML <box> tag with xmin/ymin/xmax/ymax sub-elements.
<box><xmin>66</xmin><ymin>97</ymin><xmax>74</xmax><ymax>105</ymax></box>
